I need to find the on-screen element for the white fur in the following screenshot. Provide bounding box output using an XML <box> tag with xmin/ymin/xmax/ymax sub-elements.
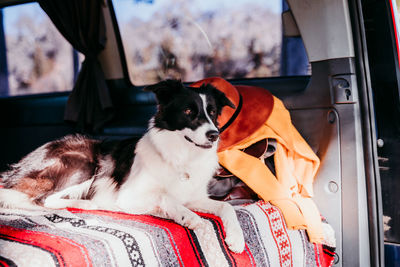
<box><xmin>0</xmin><ymin>189</ymin><xmax>44</xmax><ymax>210</ymax></box>
<box><xmin>90</xmin><ymin>156</ymin><xmax>119</xmax><ymax>209</ymax></box>
<box><xmin>111</xmin><ymin>122</ymin><xmax>244</xmax><ymax>253</ymax></box>
<box><xmin>200</xmin><ymin>94</ymin><xmax>216</xmax><ymax>126</ymax></box>
<box><xmin>43</xmin><ymin>177</ymin><xmax>96</xmax><ymax>210</ymax></box>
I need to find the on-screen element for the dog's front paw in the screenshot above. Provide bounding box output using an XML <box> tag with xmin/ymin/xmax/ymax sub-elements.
<box><xmin>225</xmin><ymin>230</ymin><xmax>245</xmax><ymax>253</ymax></box>
<box><xmin>221</xmin><ymin>210</ymin><xmax>245</xmax><ymax>253</ymax></box>
<box><xmin>179</xmin><ymin>213</ymin><xmax>204</xmax><ymax>230</ymax></box>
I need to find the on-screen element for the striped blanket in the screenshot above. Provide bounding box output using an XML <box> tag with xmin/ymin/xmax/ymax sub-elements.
<box><xmin>0</xmin><ymin>201</ymin><xmax>335</xmax><ymax>267</ymax></box>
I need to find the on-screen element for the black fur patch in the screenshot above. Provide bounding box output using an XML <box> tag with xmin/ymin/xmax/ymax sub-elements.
<box><xmin>98</xmin><ymin>138</ymin><xmax>139</xmax><ymax>187</ymax></box>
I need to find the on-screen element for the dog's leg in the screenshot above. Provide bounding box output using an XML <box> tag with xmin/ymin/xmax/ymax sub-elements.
<box><xmin>43</xmin><ymin>179</ymin><xmax>97</xmax><ymax>210</ymax></box>
<box><xmin>0</xmin><ymin>188</ymin><xmax>44</xmax><ymax>210</ymax></box>
<box><xmin>147</xmin><ymin>196</ymin><xmax>228</xmax><ymax>266</ymax></box>
<box><xmin>148</xmin><ymin>195</ymin><xmax>205</xmax><ymax>230</ymax></box>
<box><xmin>187</xmin><ymin>199</ymin><xmax>245</xmax><ymax>253</ymax></box>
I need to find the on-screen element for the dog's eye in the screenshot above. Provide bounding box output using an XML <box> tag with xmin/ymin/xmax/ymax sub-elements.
<box><xmin>207</xmin><ymin>106</ymin><xmax>216</xmax><ymax>117</ymax></box>
<box><xmin>184</xmin><ymin>108</ymin><xmax>192</xmax><ymax>116</ymax></box>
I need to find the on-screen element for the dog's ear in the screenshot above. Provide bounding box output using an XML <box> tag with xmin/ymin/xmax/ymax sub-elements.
<box><xmin>144</xmin><ymin>79</ymin><xmax>183</xmax><ymax>104</ymax></box>
<box><xmin>202</xmin><ymin>84</ymin><xmax>235</xmax><ymax>111</ymax></box>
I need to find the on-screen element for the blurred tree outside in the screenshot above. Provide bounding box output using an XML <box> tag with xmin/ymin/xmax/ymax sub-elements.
<box><xmin>114</xmin><ymin>0</ymin><xmax>282</xmax><ymax>85</ymax></box>
<box><xmin>1</xmin><ymin>0</ymin><xmax>308</xmax><ymax>95</ymax></box>
<box><xmin>2</xmin><ymin>2</ymin><xmax>74</xmax><ymax>96</ymax></box>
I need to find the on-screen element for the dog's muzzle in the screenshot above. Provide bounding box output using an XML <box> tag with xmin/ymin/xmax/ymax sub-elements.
<box><xmin>184</xmin><ymin>131</ymin><xmax>219</xmax><ymax>149</ymax></box>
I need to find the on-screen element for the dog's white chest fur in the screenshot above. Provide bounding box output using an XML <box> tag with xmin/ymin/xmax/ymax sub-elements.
<box><xmin>113</xmin><ymin>126</ymin><xmax>219</xmax><ymax>213</ymax></box>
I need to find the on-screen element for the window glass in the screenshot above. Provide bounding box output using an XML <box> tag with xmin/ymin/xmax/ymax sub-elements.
<box><xmin>112</xmin><ymin>0</ymin><xmax>308</xmax><ymax>86</ymax></box>
<box><xmin>0</xmin><ymin>2</ymin><xmax>77</xmax><ymax>96</ymax></box>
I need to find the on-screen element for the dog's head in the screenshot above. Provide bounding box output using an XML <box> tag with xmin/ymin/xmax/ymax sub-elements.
<box><xmin>144</xmin><ymin>79</ymin><xmax>235</xmax><ymax>149</ymax></box>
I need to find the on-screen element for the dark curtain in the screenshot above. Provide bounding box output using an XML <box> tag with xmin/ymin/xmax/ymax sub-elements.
<box><xmin>38</xmin><ymin>0</ymin><xmax>113</xmax><ymax>132</ymax></box>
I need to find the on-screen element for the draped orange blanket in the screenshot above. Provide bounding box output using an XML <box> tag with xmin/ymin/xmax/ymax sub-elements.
<box><xmin>218</xmin><ymin>96</ymin><xmax>324</xmax><ymax>243</ymax></box>
<box><xmin>191</xmin><ymin>77</ymin><xmax>324</xmax><ymax>243</ymax></box>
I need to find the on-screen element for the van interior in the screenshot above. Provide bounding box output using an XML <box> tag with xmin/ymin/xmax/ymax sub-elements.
<box><xmin>1</xmin><ymin>0</ymin><xmax>399</xmax><ymax>266</ymax></box>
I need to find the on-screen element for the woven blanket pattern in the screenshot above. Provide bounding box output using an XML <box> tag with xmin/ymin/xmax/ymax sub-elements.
<box><xmin>0</xmin><ymin>201</ymin><xmax>335</xmax><ymax>267</ymax></box>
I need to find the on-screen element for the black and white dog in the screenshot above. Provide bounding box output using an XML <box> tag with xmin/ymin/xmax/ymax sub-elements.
<box><xmin>0</xmin><ymin>80</ymin><xmax>245</xmax><ymax>253</ymax></box>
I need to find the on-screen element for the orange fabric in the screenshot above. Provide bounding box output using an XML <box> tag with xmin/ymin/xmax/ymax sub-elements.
<box><xmin>218</xmin><ymin>96</ymin><xmax>324</xmax><ymax>243</ymax></box>
<box><xmin>190</xmin><ymin>78</ymin><xmax>274</xmax><ymax>151</ymax></box>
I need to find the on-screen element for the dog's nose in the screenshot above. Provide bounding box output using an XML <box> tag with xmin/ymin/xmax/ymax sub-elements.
<box><xmin>206</xmin><ymin>130</ymin><xmax>219</xmax><ymax>142</ymax></box>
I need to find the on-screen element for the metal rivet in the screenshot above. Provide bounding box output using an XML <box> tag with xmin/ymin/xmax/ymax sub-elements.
<box><xmin>335</xmin><ymin>78</ymin><xmax>350</xmax><ymax>89</ymax></box>
<box><xmin>328</xmin><ymin>181</ymin><xmax>338</xmax><ymax>193</ymax></box>
<box><xmin>377</xmin><ymin>139</ymin><xmax>384</xmax><ymax>148</ymax></box>
<box><xmin>328</xmin><ymin>111</ymin><xmax>336</xmax><ymax>124</ymax></box>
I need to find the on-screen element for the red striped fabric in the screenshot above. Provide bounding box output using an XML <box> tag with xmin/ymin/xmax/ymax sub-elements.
<box><xmin>257</xmin><ymin>202</ymin><xmax>293</xmax><ymax>267</ymax></box>
<box><xmin>68</xmin><ymin>208</ymin><xmax>207</xmax><ymax>267</ymax></box>
<box><xmin>0</xmin><ymin>226</ymin><xmax>92</xmax><ymax>267</ymax></box>
<box><xmin>69</xmin><ymin>208</ymin><xmax>256</xmax><ymax>267</ymax></box>
<box><xmin>199</xmin><ymin>212</ymin><xmax>254</xmax><ymax>267</ymax></box>
<box><xmin>0</xmin><ymin>201</ymin><xmax>336</xmax><ymax>267</ymax></box>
